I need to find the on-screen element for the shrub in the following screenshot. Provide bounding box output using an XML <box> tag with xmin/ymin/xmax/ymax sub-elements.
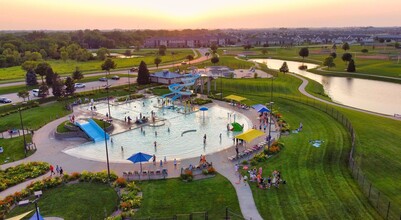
<box><xmin>113</xmin><ymin>177</ymin><xmax>127</xmax><ymax>187</ymax></box>
<box><xmin>192</xmin><ymin>98</ymin><xmax>212</xmax><ymax>105</ymax></box>
<box><xmin>241</xmin><ymin>160</ymin><xmax>249</xmax><ymax>165</ymax></box>
<box><xmin>202</xmin><ymin>169</ymin><xmax>209</xmax><ymax>175</ymax></box>
<box><xmin>180</xmin><ymin>170</ymin><xmax>193</xmax><ymax>181</ymax></box>
<box><xmin>298</xmin><ymin>65</ymin><xmax>308</xmax><ymax>70</ymax></box>
<box><xmin>207</xmin><ymin>167</ymin><xmax>216</xmax><ymax>174</ymax></box>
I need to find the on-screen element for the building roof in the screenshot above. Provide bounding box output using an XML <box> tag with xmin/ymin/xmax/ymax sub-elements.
<box><xmin>151</xmin><ymin>71</ymin><xmax>184</xmax><ymax>79</ymax></box>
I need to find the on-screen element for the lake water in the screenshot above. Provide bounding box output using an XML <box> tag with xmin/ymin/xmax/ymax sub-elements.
<box><xmin>252</xmin><ymin>59</ymin><xmax>401</xmax><ymax>116</ymax></box>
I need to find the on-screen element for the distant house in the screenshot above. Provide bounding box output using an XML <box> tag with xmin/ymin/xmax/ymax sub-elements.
<box><xmin>150</xmin><ymin>70</ymin><xmax>185</xmax><ymax>84</ymax></box>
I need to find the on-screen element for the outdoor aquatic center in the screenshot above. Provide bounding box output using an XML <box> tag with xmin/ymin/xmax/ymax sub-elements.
<box><xmin>64</xmin><ymin>78</ymin><xmax>252</xmax><ymax>163</ymax></box>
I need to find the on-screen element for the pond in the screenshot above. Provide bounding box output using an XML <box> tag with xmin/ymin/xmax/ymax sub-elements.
<box><xmin>252</xmin><ymin>59</ymin><xmax>401</xmax><ymax>116</ymax></box>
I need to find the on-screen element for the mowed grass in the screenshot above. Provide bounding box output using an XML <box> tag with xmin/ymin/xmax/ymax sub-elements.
<box><xmin>0</xmin><ymin>135</ymin><xmax>33</xmax><ymax>165</ymax></box>
<box><xmin>135</xmin><ymin>174</ymin><xmax>242</xmax><ymax>219</ymax></box>
<box><xmin>0</xmin><ymin>49</ymin><xmax>195</xmax><ymax>81</ymax></box>
<box><xmin>248</xmin><ymin>99</ymin><xmax>379</xmax><ymax>219</ymax></box>
<box><xmin>6</xmin><ymin>182</ymin><xmax>118</xmax><ymax>220</ymax></box>
<box><xmin>220</xmin><ymin>46</ymin><xmax>401</xmax><ymax>79</ymax></box>
<box><xmin>340</xmin><ymin>107</ymin><xmax>401</xmax><ymax>210</ymax></box>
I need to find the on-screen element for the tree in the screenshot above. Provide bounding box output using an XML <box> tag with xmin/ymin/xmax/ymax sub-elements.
<box><xmin>64</xmin><ymin>77</ymin><xmax>75</xmax><ymax>95</ymax></box>
<box><xmin>298</xmin><ymin>47</ymin><xmax>309</xmax><ymax>60</ymax></box>
<box><xmin>158</xmin><ymin>45</ymin><xmax>167</xmax><ymax>56</ymax></box>
<box><xmin>97</xmin><ymin>47</ymin><xmax>109</xmax><ymax>60</ymax></box>
<box><xmin>211</xmin><ymin>44</ymin><xmax>218</xmax><ymax>53</ymax></box>
<box><xmin>347</xmin><ymin>59</ymin><xmax>356</xmax><ymax>72</ymax></box>
<box><xmin>243</xmin><ymin>44</ymin><xmax>252</xmax><ymax>50</ymax></box>
<box><xmin>394</xmin><ymin>42</ymin><xmax>400</xmax><ymax>48</ymax></box>
<box><xmin>330</xmin><ymin>52</ymin><xmax>337</xmax><ymax>59</ymax></box>
<box><xmin>21</xmin><ymin>61</ymin><xmax>38</xmax><ymax>72</ymax></box>
<box><xmin>341</xmin><ymin>53</ymin><xmax>353</xmax><ymax>64</ymax></box>
<box><xmin>342</xmin><ymin>42</ymin><xmax>350</xmax><ymax>51</ymax></box>
<box><xmin>45</xmin><ymin>67</ymin><xmax>55</xmax><ymax>86</ymax></box>
<box><xmin>205</xmin><ymin>52</ymin><xmax>210</xmax><ymax>59</ymax></box>
<box><xmin>101</xmin><ymin>58</ymin><xmax>117</xmax><ymax>75</ymax></box>
<box><xmin>361</xmin><ymin>49</ymin><xmax>369</xmax><ymax>53</ymax></box>
<box><xmin>60</xmin><ymin>49</ymin><xmax>68</xmax><ymax>62</ymax></box>
<box><xmin>17</xmin><ymin>90</ymin><xmax>30</xmax><ymax>101</ymax></box>
<box><xmin>52</xmin><ymin>73</ymin><xmax>64</xmax><ymax>98</ymax></box>
<box><xmin>279</xmin><ymin>62</ymin><xmax>289</xmax><ymax>74</ymax></box>
<box><xmin>25</xmin><ymin>70</ymin><xmax>38</xmax><ymax>86</ymax></box>
<box><xmin>186</xmin><ymin>55</ymin><xmax>194</xmax><ymax>64</ymax></box>
<box><xmin>261</xmin><ymin>49</ymin><xmax>268</xmax><ymax>55</ymax></box>
<box><xmin>154</xmin><ymin>57</ymin><xmax>162</xmax><ymax>69</ymax></box>
<box><xmin>137</xmin><ymin>61</ymin><xmax>150</xmax><ymax>85</ymax></box>
<box><xmin>332</xmin><ymin>44</ymin><xmax>337</xmax><ymax>51</ymax></box>
<box><xmin>39</xmin><ymin>49</ymin><xmax>47</xmax><ymax>59</ymax></box>
<box><xmin>323</xmin><ymin>56</ymin><xmax>336</xmax><ymax>69</ymax></box>
<box><xmin>38</xmin><ymin>83</ymin><xmax>49</xmax><ymax>98</ymax></box>
<box><xmin>72</xmin><ymin>67</ymin><xmax>84</xmax><ymax>81</ymax></box>
<box><xmin>35</xmin><ymin>62</ymin><xmax>51</xmax><ymax>84</ymax></box>
<box><xmin>211</xmin><ymin>56</ymin><xmax>219</xmax><ymax>65</ymax></box>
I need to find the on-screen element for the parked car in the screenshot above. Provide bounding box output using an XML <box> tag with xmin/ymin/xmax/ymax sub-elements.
<box><xmin>0</xmin><ymin>97</ymin><xmax>12</xmax><ymax>103</ymax></box>
<box><xmin>111</xmin><ymin>75</ymin><xmax>120</xmax><ymax>80</ymax></box>
<box><xmin>130</xmin><ymin>67</ymin><xmax>138</xmax><ymax>72</ymax></box>
<box><xmin>32</xmin><ymin>89</ymin><xmax>48</xmax><ymax>97</ymax></box>
<box><xmin>99</xmin><ymin>77</ymin><xmax>108</xmax><ymax>81</ymax></box>
<box><xmin>74</xmin><ymin>83</ymin><xmax>86</xmax><ymax>88</ymax></box>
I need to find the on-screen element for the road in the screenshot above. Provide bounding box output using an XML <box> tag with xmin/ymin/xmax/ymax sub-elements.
<box><xmin>0</xmin><ymin>48</ymin><xmax>210</xmax><ymax>104</ymax></box>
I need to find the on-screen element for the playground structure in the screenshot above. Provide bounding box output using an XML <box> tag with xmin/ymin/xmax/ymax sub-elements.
<box><xmin>230</xmin><ymin>122</ymin><xmax>244</xmax><ymax>131</ymax></box>
<box><xmin>161</xmin><ymin>73</ymin><xmax>201</xmax><ymax>102</ymax></box>
<box><xmin>75</xmin><ymin>119</ymin><xmax>110</xmax><ymax>142</ymax></box>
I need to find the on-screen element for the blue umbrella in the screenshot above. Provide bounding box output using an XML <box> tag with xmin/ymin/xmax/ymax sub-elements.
<box><xmin>29</xmin><ymin>210</ymin><xmax>44</xmax><ymax>220</ymax></box>
<box><xmin>252</xmin><ymin>104</ymin><xmax>270</xmax><ymax>113</ymax></box>
<box><xmin>127</xmin><ymin>152</ymin><xmax>153</xmax><ymax>174</ymax></box>
<box><xmin>199</xmin><ymin>106</ymin><xmax>208</xmax><ymax>120</ymax></box>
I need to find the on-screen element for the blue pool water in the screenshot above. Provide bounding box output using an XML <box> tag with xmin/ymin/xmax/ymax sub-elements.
<box><xmin>65</xmin><ymin>97</ymin><xmax>253</xmax><ymax>162</ymax></box>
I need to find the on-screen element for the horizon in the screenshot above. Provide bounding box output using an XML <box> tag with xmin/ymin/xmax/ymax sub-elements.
<box><xmin>1</xmin><ymin>0</ymin><xmax>401</xmax><ymax>30</ymax></box>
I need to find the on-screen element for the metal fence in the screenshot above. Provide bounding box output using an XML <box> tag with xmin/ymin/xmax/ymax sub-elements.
<box><xmin>280</xmin><ymin>95</ymin><xmax>401</xmax><ymax>220</ymax></box>
<box><xmin>131</xmin><ymin>211</ymin><xmax>208</xmax><ymax>220</ymax></box>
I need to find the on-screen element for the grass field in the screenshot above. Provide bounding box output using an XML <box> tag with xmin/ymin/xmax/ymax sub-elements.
<box><xmin>0</xmin><ymin>49</ymin><xmax>195</xmax><ymax>81</ymax></box>
<box><xmin>6</xmin><ymin>182</ymin><xmax>118</xmax><ymax>220</ymax></box>
<box><xmin>220</xmin><ymin>46</ymin><xmax>401</xmax><ymax>79</ymax></box>
<box><xmin>135</xmin><ymin>174</ymin><xmax>242</xmax><ymax>219</ymax></box>
<box><xmin>246</xmin><ymin>99</ymin><xmax>379</xmax><ymax>219</ymax></box>
<box><xmin>0</xmin><ymin>135</ymin><xmax>33</xmax><ymax>165</ymax></box>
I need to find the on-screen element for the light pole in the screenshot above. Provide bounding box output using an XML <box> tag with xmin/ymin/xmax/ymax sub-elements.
<box><xmin>105</xmin><ymin>85</ymin><xmax>111</xmax><ymax>118</ymax></box>
<box><xmin>31</xmin><ymin>198</ymin><xmax>40</xmax><ymax>220</ymax></box>
<box><xmin>268</xmin><ymin>101</ymin><xmax>274</xmax><ymax>149</ymax></box>
<box><xmin>270</xmin><ymin>77</ymin><xmax>274</xmax><ymax>102</ymax></box>
<box><xmin>102</xmin><ymin>119</ymin><xmax>111</xmax><ymax>183</ymax></box>
<box><xmin>14</xmin><ymin>103</ymin><xmax>27</xmax><ymax>157</ymax></box>
<box><xmin>127</xmin><ymin>70</ymin><xmax>130</xmax><ymax>91</ymax></box>
<box><xmin>220</xmin><ymin>70</ymin><xmax>223</xmax><ymax>100</ymax></box>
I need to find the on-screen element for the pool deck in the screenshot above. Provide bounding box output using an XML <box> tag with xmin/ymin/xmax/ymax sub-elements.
<box><xmin>0</xmin><ymin>96</ymin><xmax>280</xmax><ymax>220</ymax></box>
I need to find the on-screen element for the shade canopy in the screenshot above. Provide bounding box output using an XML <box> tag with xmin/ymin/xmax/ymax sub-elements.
<box><xmin>199</xmin><ymin>106</ymin><xmax>208</xmax><ymax>111</ymax></box>
<box><xmin>29</xmin><ymin>210</ymin><xmax>44</xmax><ymax>220</ymax></box>
<box><xmin>235</xmin><ymin>129</ymin><xmax>265</xmax><ymax>142</ymax></box>
<box><xmin>225</xmin><ymin>95</ymin><xmax>247</xmax><ymax>102</ymax></box>
<box><xmin>127</xmin><ymin>152</ymin><xmax>153</xmax><ymax>164</ymax></box>
<box><xmin>252</xmin><ymin>104</ymin><xmax>270</xmax><ymax>113</ymax></box>
<box><xmin>6</xmin><ymin>210</ymin><xmax>33</xmax><ymax>220</ymax></box>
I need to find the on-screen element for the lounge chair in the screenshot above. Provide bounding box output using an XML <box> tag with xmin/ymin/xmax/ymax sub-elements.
<box><xmin>149</xmin><ymin>170</ymin><xmax>155</xmax><ymax>175</ymax></box>
<box><xmin>134</xmin><ymin>170</ymin><xmax>139</xmax><ymax>175</ymax></box>
<box><xmin>156</xmin><ymin>169</ymin><xmax>161</xmax><ymax>175</ymax></box>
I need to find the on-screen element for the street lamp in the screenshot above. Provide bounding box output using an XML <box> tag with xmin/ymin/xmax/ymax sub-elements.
<box><xmin>31</xmin><ymin>198</ymin><xmax>40</xmax><ymax>220</ymax></box>
<box><xmin>105</xmin><ymin>85</ymin><xmax>111</xmax><ymax>118</ymax></box>
<box><xmin>268</xmin><ymin>101</ymin><xmax>274</xmax><ymax>149</ymax></box>
<box><xmin>127</xmin><ymin>70</ymin><xmax>130</xmax><ymax>91</ymax></box>
<box><xmin>270</xmin><ymin>76</ymin><xmax>274</xmax><ymax>102</ymax></box>
<box><xmin>220</xmin><ymin>70</ymin><xmax>223</xmax><ymax>100</ymax></box>
<box><xmin>102</xmin><ymin>119</ymin><xmax>111</xmax><ymax>183</ymax></box>
<box><xmin>13</xmin><ymin>102</ymin><xmax>27</xmax><ymax>157</ymax></box>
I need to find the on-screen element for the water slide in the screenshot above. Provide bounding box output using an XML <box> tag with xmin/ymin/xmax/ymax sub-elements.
<box><xmin>75</xmin><ymin>119</ymin><xmax>110</xmax><ymax>142</ymax></box>
<box><xmin>162</xmin><ymin>74</ymin><xmax>200</xmax><ymax>101</ymax></box>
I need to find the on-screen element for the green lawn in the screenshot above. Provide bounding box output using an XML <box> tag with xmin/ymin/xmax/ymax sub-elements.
<box><xmin>220</xmin><ymin>46</ymin><xmax>401</xmax><ymax>79</ymax></box>
<box><xmin>0</xmin><ymin>49</ymin><xmax>195</xmax><ymax>81</ymax></box>
<box><xmin>6</xmin><ymin>182</ymin><xmax>118</xmax><ymax>220</ymax></box>
<box><xmin>0</xmin><ymin>135</ymin><xmax>33</xmax><ymax>165</ymax></box>
<box><xmin>135</xmin><ymin>174</ymin><xmax>242</xmax><ymax>219</ymax></box>
<box><xmin>247</xmin><ymin>99</ymin><xmax>379</xmax><ymax>219</ymax></box>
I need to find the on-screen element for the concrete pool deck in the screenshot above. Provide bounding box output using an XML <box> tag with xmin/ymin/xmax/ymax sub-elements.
<box><xmin>0</xmin><ymin>97</ymin><xmax>280</xmax><ymax>220</ymax></box>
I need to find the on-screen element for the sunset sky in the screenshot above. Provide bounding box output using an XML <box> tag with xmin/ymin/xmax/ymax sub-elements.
<box><xmin>1</xmin><ymin>0</ymin><xmax>400</xmax><ymax>30</ymax></box>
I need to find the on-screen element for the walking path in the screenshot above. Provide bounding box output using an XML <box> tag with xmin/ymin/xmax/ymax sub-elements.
<box><xmin>316</xmin><ymin>67</ymin><xmax>401</xmax><ymax>82</ymax></box>
<box><xmin>289</xmin><ymin>73</ymin><xmax>401</xmax><ymax>121</ymax></box>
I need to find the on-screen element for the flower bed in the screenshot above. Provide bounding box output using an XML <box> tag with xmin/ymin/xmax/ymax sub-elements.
<box><xmin>192</xmin><ymin>98</ymin><xmax>212</xmax><ymax>106</ymax></box>
<box><xmin>0</xmin><ymin>162</ymin><xmax>49</xmax><ymax>192</ymax></box>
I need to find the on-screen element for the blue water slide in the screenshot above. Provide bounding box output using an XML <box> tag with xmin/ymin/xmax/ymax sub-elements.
<box><xmin>75</xmin><ymin>119</ymin><xmax>110</xmax><ymax>142</ymax></box>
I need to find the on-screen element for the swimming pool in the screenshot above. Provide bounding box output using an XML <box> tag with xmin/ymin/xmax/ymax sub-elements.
<box><xmin>65</xmin><ymin>97</ymin><xmax>252</xmax><ymax>163</ymax></box>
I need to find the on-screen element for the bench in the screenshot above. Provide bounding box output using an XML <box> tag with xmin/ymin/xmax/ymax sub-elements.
<box><xmin>18</xmin><ymin>200</ymin><xmax>30</xmax><ymax>206</ymax></box>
